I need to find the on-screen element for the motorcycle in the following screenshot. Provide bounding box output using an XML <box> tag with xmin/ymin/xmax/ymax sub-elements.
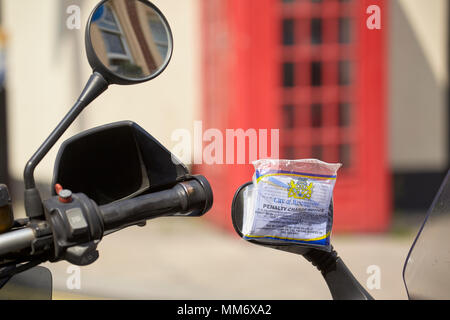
<box><xmin>1</xmin><ymin>0</ymin><xmax>448</xmax><ymax>302</ymax></box>
<box><xmin>0</xmin><ymin>0</ymin><xmax>213</xmax><ymax>300</ymax></box>
<box><xmin>231</xmin><ymin>170</ymin><xmax>450</xmax><ymax>300</ymax></box>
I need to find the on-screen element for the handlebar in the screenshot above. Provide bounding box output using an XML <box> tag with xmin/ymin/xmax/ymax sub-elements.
<box><xmin>0</xmin><ymin>175</ymin><xmax>213</xmax><ymax>264</ymax></box>
<box><xmin>0</xmin><ymin>228</ymin><xmax>36</xmax><ymax>256</ymax></box>
<box><xmin>99</xmin><ymin>176</ymin><xmax>213</xmax><ymax>231</ymax></box>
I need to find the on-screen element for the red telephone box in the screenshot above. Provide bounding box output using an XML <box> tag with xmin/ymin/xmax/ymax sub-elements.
<box><xmin>198</xmin><ymin>0</ymin><xmax>390</xmax><ymax>232</ymax></box>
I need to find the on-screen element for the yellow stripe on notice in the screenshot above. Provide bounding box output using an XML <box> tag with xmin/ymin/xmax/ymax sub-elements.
<box><xmin>256</xmin><ymin>173</ymin><xmax>336</xmax><ymax>183</ymax></box>
<box><xmin>244</xmin><ymin>231</ymin><xmax>331</xmax><ymax>242</ymax></box>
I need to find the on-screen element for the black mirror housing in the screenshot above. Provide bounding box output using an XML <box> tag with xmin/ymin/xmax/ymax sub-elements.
<box><xmin>52</xmin><ymin>121</ymin><xmax>189</xmax><ymax>205</ymax></box>
<box><xmin>231</xmin><ymin>182</ymin><xmax>373</xmax><ymax>300</ymax></box>
<box><xmin>85</xmin><ymin>0</ymin><xmax>173</xmax><ymax>85</ymax></box>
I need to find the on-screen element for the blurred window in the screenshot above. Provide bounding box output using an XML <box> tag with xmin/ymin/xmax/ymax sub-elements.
<box><xmin>311</xmin><ymin>103</ymin><xmax>322</xmax><ymax>128</ymax></box>
<box><xmin>339</xmin><ymin>144</ymin><xmax>352</xmax><ymax>167</ymax></box>
<box><xmin>311</xmin><ymin>61</ymin><xmax>322</xmax><ymax>86</ymax></box>
<box><xmin>338</xmin><ymin>102</ymin><xmax>351</xmax><ymax>127</ymax></box>
<box><xmin>339</xmin><ymin>60</ymin><xmax>352</xmax><ymax>86</ymax></box>
<box><xmin>282</xmin><ymin>19</ymin><xmax>295</xmax><ymax>46</ymax></box>
<box><xmin>97</xmin><ymin>5</ymin><xmax>121</xmax><ymax>32</ymax></box>
<box><xmin>283</xmin><ymin>146</ymin><xmax>297</xmax><ymax>159</ymax></box>
<box><xmin>148</xmin><ymin>14</ymin><xmax>169</xmax><ymax>58</ymax></box>
<box><xmin>283</xmin><ymin>62</ymin><xmax>295</xmax><ymax>87</ymax></box>
<box><xmin>312</xmin><ymin>145</ymin><xmax>323</xmax><ymax>159</ymax></box>
<box><xmin>283</xmin><ymin>104</ymin><xmax>295</xmax><ymax>129</ymax></box>
<box><xmin>339</xmin><ymin>18</ymin><xmax>352</xmax><ymax>44</ymax></box>
<box><xmin>97</xmin><ymin>5</ymin><xmax>133</xmax><ymax>69</ymax></box>
<box><xmin>311</xmin><ymin>18</ymin><xmax>322</xmax><ymax>44</ymax></box>
<box><xmin>101</xmin><ymin>31</ymin><xmax>126</xmax><ymax>55</ymax></box>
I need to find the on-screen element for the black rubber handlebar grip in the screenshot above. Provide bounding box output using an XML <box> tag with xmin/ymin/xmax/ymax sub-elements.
<box><xmin>99</xmin><ymin>175</ymin><xmax>213</xmax><ymax>231</ymax></box>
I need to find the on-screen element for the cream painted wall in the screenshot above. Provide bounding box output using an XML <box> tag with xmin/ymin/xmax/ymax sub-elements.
<box><xmin>397</xmin><ymin>0</ymin><xmax>448</xmax><ymax>85</ymax></box>
<box><xmin>3</xmin><ymin>0</ymin><xmax>201</xmax><ymax>183</ymax></box>
<box><xmin>4</xmin><ymin>0</ymin><xmax>447</xmax><ymax>181</ymax></box>
<box><xmin>390</xmin><ymin>0</ymin><xmax>448</xmax><ymax>171</ymax></box>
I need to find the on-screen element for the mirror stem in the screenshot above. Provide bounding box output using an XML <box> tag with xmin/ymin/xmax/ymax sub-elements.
<box><xmin>23</xmin><ymin>72</ymin><xmax>108</xmax><ymax>218</ymax></box>
<box><xmin>304</xmin><ymin>248</ymin><xmax>373</xmax><ymax>300</ymax></box>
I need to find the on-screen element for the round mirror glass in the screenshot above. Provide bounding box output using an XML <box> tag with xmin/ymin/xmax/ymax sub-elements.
<box><xmin>88</xmin><ymin>0</ymin><xmax>173</xmax><ymax>82</ymax></box>
<box><xmin>231</xmin><ymin>182</ymin><xmax>311</xmax><ymax>256</ymax></box>
<box><xmin>232</xmin><ymin>182</ymin><xmax>334</xmax><ymax>248</ymax></box>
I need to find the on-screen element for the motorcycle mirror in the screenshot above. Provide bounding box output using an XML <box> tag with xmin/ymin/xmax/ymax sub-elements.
<box><xmin>86</xmin><ymin>0</ymin><xmax>173</xmax><ymax>85</ymax></box>
<box><xmin>52</xmin><ymin>121</ymin><xmax>189</xmax><ymax>205</ymax></box>
<box><xmin>231</xmin><ymin>182</ymin><xmax>374</xmax><ymax>300</ymax></box>
<box><xmin>231</xmin><ymin>182</ymin><xmax>311</xmax><ymax>256</ymax></box>
<box><xmin>23</xmin><ymin>0</ymin><xmax>174</xmax><ymax>218</ymax></box>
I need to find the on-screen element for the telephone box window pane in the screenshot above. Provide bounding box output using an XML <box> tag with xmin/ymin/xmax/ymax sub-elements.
<box><xmin>339</xmin><ymin>144</ymin><xmax>352</xmax><ymax>167</ymax></box>
<box><xmin>283</xmin><ymin>105</ymin><xmax>295</xmax><ymax>129</ymax></box>
<box><xmin>283</xmin><ymin>19</ymin><xmax>295</xmax><ymax>46</ymax></box>
<box><xmin>339</xmin><ymin>60</ymin><xmax>352</xmax><ymax>86</ymax></box>
<box><xmin>311</xmin><ymin>104</ymin><xmax>322</xmax><ymax>128</ymax></box>
<box><xmin>284</xmin><ymin>146</ymin><xmax>297</xmax><ymax>159</ymax></box>
<box><xmin>312</xmin><ymin>145</ymin><xmax>323</xmax><ymax>159</ymax></box>
<box><xmin>311</xmin><ymin>19</ymin><xmax>322</xmax><ymax>45</ymax></box>
<box><xmin>339</xmin><ymin>18</ymin><xmax>352</xmax><ymax>44</ymax></box>
<box><xmin>283</xmin><ymin>62</ymin><xmax>295</xmax><ymax>87</ymax></box>
<box><xmin>311</xmin><ymin>61</ymin><xmax>322</xmax><ymax>87</ymax></box>
<box><xmin>339</xmin><ymin>103</ymin><xmax>352</xmax><ymax>127</ymax></box>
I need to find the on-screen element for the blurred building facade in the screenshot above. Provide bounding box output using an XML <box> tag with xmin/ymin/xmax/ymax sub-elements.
<box><xmin>1</xmin><ymin>0</ymin><xmax>201</xmax><ymax>199</ymax></box>
<box><xmin>390</xmin><ymin>0</ymin><xmax>449</xmax><ymax>211</ymax></box>
<box><xmin>0</xmin><ymin>0</ymin><xmax>448</xmax><ymax>232</ymax></box>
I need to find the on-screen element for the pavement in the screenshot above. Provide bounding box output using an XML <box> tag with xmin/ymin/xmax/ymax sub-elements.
<box><xmin>42</xmin><ymin>217</ymin><xmax>416</xmax><ymax>300</ymax></box>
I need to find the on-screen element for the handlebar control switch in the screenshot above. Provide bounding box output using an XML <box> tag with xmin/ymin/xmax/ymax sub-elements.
<box><xmin>43</xmin><ymin>193</ymin><xmax>104</xmax><ymax>264</ymax></box>
<box><xmin>58</xmin><ymin>190</ymin><xmax>73</xmax><ymax>203</ymax></box>
<box><xmin>66</xmin><ymin>208</ymin><xmax>89</xmax><ymax>237</ymax></box>
<box><xmin>64</xmin><ymin>241</ymin><xmax>99</xmax><ymax>266</ymax></box>
<box><xmin>55</xmin><ymin>184</ymin><xmax>73</xmax><ymax>203</ymax></box>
